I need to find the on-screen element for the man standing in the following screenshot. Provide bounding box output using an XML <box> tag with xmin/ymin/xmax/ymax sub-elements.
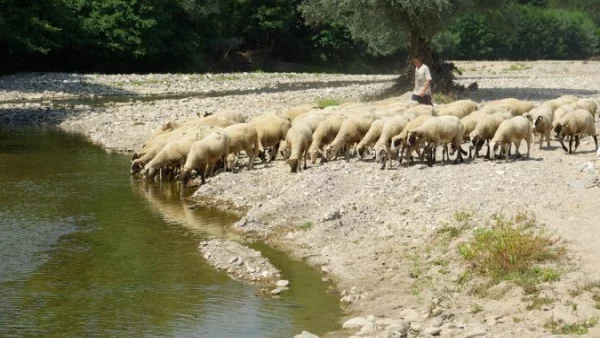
<box><xmin>411</xmin><ymin>56</ymin><xmax>433</xmax><ymax>106</ymax></box>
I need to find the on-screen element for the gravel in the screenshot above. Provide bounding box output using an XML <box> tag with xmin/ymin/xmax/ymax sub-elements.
<box><xmin>2</xmin><ymin>61</ymin><xmax>600</xmax><ymax>337</ymax></box>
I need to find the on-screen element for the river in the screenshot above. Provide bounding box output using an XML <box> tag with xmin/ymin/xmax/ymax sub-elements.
<box><xmin>0</xmin><ymin>126</ymin><xmax>341</xmax><ymax>337</ymax></box>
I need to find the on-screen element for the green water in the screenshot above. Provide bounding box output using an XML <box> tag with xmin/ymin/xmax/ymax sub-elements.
<box><xmin>0</xmin><ymin>126</ymin><xmax>342</xmax><ymax>337</ymax></box>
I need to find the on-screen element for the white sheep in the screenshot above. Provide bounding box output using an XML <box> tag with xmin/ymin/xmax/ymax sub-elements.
<box><xmin>131</xmin><ymin>125</ymin><xmax>214</xmax><ymax>174</ymax></box>
<box><xmin>285</xmin><ymin>122</ymin><xmax>313</xmax><ymax>173</ymax></box>
<box><xmin>374</xmin><ymin>115</ymin><xmax>410</xmax><ymax>169</ymax></box>
<box><xmin>180</xmin><ymin>130</ymin><xmax>231</xmax><ymax>186</ymax></box>
<box><xmin>249</xmin><ymin>113</ymin><xmax>291</xmax><ymax>162</ymax></box>
<box><xmin>356</xmin><ymin>119</ymin><xmax>386</xmax><ymax>159</ymax></box>
<box><xmin>574</xmin><ymin>98</ymin><xmax>598</xmax><ymax>119</ymax></box>
<box><xmin>490</xmin><ymin>116</ymin><xmax>533</xmax><ymax>160</ymax></box>
<box><xmin>292</xmin><ymin>110</ymin><xmax>327</xmax><ymax>132</ymax></box>
<box><xmin>403</xmin><ymin>104</ymin><xmax>434</xmax><ymax>117</ymax></box>
<box><xmin>436</xmin><ymin>99</ymin><xmax>478</xmax><ymax>119</ymax></box>
<box><xmin>308</xmin><ymin>114</ymin><xmax>345</xmax><ymax>164</ymax></box>
<box><xmin>324</xmin><ymin>116</ymin><xmax>374</xmax><ymax>161</ymax></box>
<box><xmin>554</xmin><ymin>109</ymin><xmax>598</xmax><ymax>153</ymax></box>
<box><xmin>407</xmin><ymin>115</ymin><xmax>466</xmax><ymax>166</ymax></box>
<box><xmin>469</xmin><ymin>113</ymin><xmax>511</xmax><ymax>158</ymax></box>
<box><xmin>542</xmin><ymin>95</ymin><xmax>578</xmax><ymax>112</ymax></box>
<box><xmin>212</xmin><ymin>110</ymin><xmax>246</xmax><ymax>123</ymax></box>
<box><xmin>223</xmin><ymin>123</ymin><xmax>260</xmax><ymax>170</ymax></box>
<box><xmin>142</xmin><ymin>128</ymin><xmax>215</xmax><ymax>179</ymax></box>
<box><xmin>528</xmin><ymin>106</ymin><xmax>554</xmax><ymax>149</ymax></box>
<box><xmin>551</xmin><ymin>104</ymin><xmax>576</xmax><ymax>135</ymax></box>
<box><xmin>390</xmin><ymin>115</ymin><xmax>433</xmax><ymax>165</ymax></box>
<box><xmin>282</xmin><ymin>104</ymin><xmax>318</xmax><ymax>122</ymax></box>
<box><xmin>499</xmin><ymin>98</ymin><xmax>535</xmax><ymax>116</ymax></box>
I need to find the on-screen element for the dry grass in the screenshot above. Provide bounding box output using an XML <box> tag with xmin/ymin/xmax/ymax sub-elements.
<box><xmin>458</xmin><ymin>213</ymin><xmax>566</xmax><ymax>293</ymax></box>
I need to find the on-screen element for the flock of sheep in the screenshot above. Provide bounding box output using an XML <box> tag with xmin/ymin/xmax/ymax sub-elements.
<box><xmin>130</xmin><ymin>94</ymin><xmax>599</xmax><ymax>186</ymax></box>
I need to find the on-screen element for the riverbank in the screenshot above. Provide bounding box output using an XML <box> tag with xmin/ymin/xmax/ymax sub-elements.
<box><xmin>2</xmin><ymin>61</ymin><xmax>600</xmax><ymax>337</ymax></box>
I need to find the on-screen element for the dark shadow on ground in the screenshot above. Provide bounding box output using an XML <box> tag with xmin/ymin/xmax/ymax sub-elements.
<box><xmin>463</xmin><ymin>87</ymin><xmax>599</xmax><ymax>102</ymax></box>
<box><xmin>0</xmin><ymin>73</ymin><xmax>135</xmax><ymax>98</ymax></box>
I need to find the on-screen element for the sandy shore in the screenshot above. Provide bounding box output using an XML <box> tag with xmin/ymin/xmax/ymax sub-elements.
<box><xmin>2</xmin><ymin>60</ymin><xmax>600</xmax><ymax>337</ymax></box>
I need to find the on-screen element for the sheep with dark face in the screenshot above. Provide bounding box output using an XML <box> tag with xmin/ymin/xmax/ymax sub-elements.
<box><xmin>406</xmin><ymin>115</ymin><xmax>466</xmax><ymax>166</ymax></box>
<box><xmin>469</xmin><ymin>113</ymin><xmax>512</xmax><ymax>159</ymax></box>
<box><xmin>553</xmin><ymin>109</ymin><xmax>598</xmax><ymax>154</ymax></box>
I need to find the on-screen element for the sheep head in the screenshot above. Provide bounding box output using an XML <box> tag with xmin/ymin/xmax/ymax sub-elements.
<box><xmin>407</xmin><ymin>131</ymin><xmax>421</xmax><ymax>148</ymax></box>
<box><xmin>287</xmin><ymin>158</ymin><xmax>299</xmax><ymax>173</ymax></box>
<box><xmin>534</xmin><ymin>116</ymin><xmax>545</xmax><ymax>131</ymax></box>
<box><xmin>180</xmin><ymin>168</ymin><xmax>194</xmax><ymax>187</ymax></box>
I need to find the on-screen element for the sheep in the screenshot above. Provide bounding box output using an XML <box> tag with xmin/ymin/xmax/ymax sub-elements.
<box><xmin>528</xmin><ymin>106</ymin><xmax>554</xmax><ymax>149</ymax></box>
<box><xmin>282</xmin><ymin>104</ymin><xmax>318</xmax><ymax>122</ymax></box>
<box><xmin>308</xmin><ymin>114</ymin><xmax>345</xmax><ymax>164</ymax></box>
<box><xmin>142</xmin><ymin>128</ymin><xmax>215</xmax><ymax>179</ymax></box>
<box><xmin>489</xmin><ymin>98</ymin><xmax>534</xmax><ymax>116</ymax></box>
<box><xmin>542</xmin><ymin>95</ymin><xmax>578</xmax><ymax>112</ymax></box>
<box><xmin>223</xmin><ymin>123</ymin><xmax>260</xmax><ymax>170</ymax></box>
<box><xmin>324</xmin><ymin>116</ymin><xmax>374</xmax><ymax>161</ymax></box>
<box><xmin>285</xmin><ymin>122</ymin><xmax>313</xmax><ymax>173</ymax></box>
<box><xmin>374</xmin><ymin>115</ymin><xmax>410</xmax><ymax>169</ymax></box>
<box><xmin>553</xmin><ymin>109</ymin><xmax>598</xmax><ymax>153</ymax></box>
<box><xmin>436</xmin><ymin>100</ymin><xmax>478</xmax><ymax>119</ymax></box>
<box><xmin>490</xmin><ymin>116</ymin><xmax>533</xmax><ymax>160</ymax></box>
<box><xmin>249</xmin><ymin>113</ymin><xmax>291</xmax><ymax>162</ymax></box>
<box><xmin>479</xmin><ymin>103</ymin><xmax>513</xmax><ymax>115</ymax></box>
<box><xmin>390</xmin><ymin>115</ymin><xmax>433</xmax><ymax>165</ymax></box>
<box><xmin>292</xmin><ymin>110</ymin><xmax>327</xmax><ymax>132</ymax></box>
<box><xmin>469</xmin><ymin>113</ymin><xmax>511</xmax><ymax>159</ymax></box>
<box><xmin>131</xmin><ymin>125</ymin><xmax>214</xmax><ymax>174</ymax></box>
<box><xmin>212</xmin><ymin>110</ymin><xmax>246</xmax><ymax>123</ymax></box>
<box><xmin>406</xmin><ymin>115</ymin><xmax>466</xmax><ymax>166</ymax></box>
<box><xmin>574</xmin><ymin>98</ymin><xmax>598</xmax><ymax>119</ymax></box>
<box><xmin>551</xmin><ymin>104</ymin><xmax>576</xmax><ymax>135</ymax></box>
<box><xmin>403</xmin><ymin>104</ymin><xmax>434</xmax><ymax>117</ymax></box>
<box><xmin>180</xmin><ymin>130</ymin><xmax>231</xmax><ymax>186</ymax></box>
<box><xmin>356</xmin><ymin>119</ymin><xmax>386</xmax><ymax>159</ymax></box>
<box><xmin>460</xmin><ymin>110</ymin><xmax>487</xmax><ymax>140</ymax></box>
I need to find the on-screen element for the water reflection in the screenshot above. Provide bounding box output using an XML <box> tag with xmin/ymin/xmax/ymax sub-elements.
<box><xmin>131</xmin><ymin>178</ymin><xmax>241</xmax><ymax>240</ymax></box>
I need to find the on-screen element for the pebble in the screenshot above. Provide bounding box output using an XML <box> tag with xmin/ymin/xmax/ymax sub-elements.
<box><xmin>276</xmin><ymin>280</ymin><xmax>290</xmax><ymax>287</ymax></box>
<box><xmin>343</xmin><ymin>317</ymin><xmax>369</xmax><ymax>329</ymax></box>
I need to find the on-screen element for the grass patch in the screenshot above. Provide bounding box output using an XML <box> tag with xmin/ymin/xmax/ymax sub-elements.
<box><xmin>458</xmin><ymin>213</ymin><xmax>565</xmax><ymax>293</ymax></box>
<box><xmin>298</xmin><ymin>221</ymin><xmax>313</xmax><ymax>231</ymax></box>
<box><xmin>524</xmin><ymin>294</ymin><xmax>554</xmax><ymax>310</ymax></box>
<box><xmin>505</xmin><ymin>63</ymin><xmax>531</xmax><ymax>71</ymax></box>
<box><xmin>454</xmin><ymin>209</ymin><xmax>475</xmax><ymax>223</ymax></box>
<box><xmin>470</xmin><ymin>303</ymin><xmax>484</xmax><ymax>314</ymax></box>
<box><xmin>433</xmin><ymin>93</ymin><xmax>455</xmax><ymax>104</ymax></box>
<box><xmin>568</xmin><ymin>280</ymin><xmax>600</xmax><ymax>297</ymax></box>
<box><xmin>545</xmin><ymin>317</ymin><xmax>598</xmax><ymax>335</ymax></box>
<box><xmin>315</xmin><ymin>98</ymin><xmax>342</xmax><ymax>108</ymax></box>
<box><xmin>215</xmin><ymin>75</ymin><xmax>242</xmax><ymax>81</ymax></box>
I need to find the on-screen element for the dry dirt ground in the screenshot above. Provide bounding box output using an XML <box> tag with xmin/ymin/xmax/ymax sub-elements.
<box><xmin>2</xmin><ymin>60</ymin><xmax>600</xmax><ymax>337</ymax></box>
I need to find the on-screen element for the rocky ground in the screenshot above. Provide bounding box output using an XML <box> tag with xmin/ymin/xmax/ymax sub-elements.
<box><xmin>2</xmin><ymin>60</ymin><xmax>600</xmax><ymax>337</ymax></box>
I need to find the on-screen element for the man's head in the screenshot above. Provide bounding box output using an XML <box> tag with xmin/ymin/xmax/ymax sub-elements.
<box><xmin>413</xmin><ymin>56</ymin><xmax>423</xmax><ymax>67</ymax></box>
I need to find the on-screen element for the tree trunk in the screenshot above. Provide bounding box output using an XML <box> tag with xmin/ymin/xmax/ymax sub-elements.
<box><xmin>409</xmin><ymin>29</ymin><xmax>435</xmax><ymax>87</ymax></box>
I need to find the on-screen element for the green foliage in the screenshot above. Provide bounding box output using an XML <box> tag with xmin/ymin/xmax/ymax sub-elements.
<box><xmin>545</xmin><ymin>317</ymin><xmax>599</xmax><ymax>335</ymax></box>
<box><xmin>458</xmin><ymin>213</ymin><xmax>566</xmax><ymax>290</ymax></box>
<box><xmin>315</xmin><ymin>98</ymin><xmax>342</xmax><ymax>108</ymax></box>
<box><xmin>437</xmin><ymin>4</ymin><xmax>600</xmax><ymax>60</ymax></box>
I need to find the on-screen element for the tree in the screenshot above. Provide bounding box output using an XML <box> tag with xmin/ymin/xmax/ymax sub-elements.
<box><xmin>299</xmin><ymin>0</ymin><xmax>507</xmax><ymax>91</ymax></box>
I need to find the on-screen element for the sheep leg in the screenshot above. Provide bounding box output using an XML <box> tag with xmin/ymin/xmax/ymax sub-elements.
<box><xmin>559</xmin><ymin>134</ymin><xmax>568</xmax><ymax>152</ymax></box>
<box><xmin>269</xmin><ymin>142</ymin><xmax>281</xmax><ymax>162</ymax></box>
<box><xmin>514</xmin><ymin>141</ymin><xmax>522</xmax><ymax>158</ymax></box>
<box><xmin>593</xmin><ymin>135</ymin><xmax>599</xmax><ymax>151</ymax></box>
<box><xmin>485</xmin><ymin>140</ymin><xmax>491</xmax><ymax>159</ymax></box>
<box><xmin>574</xmin><ymin>135</ymin><xmax>581</xmax><ymax>151</ymax></box>
<box><xmin>568</xmin><ymin>135</ymin><xmax>574</xmax><ymax>154</ymax></box>
<box><xmin>303</xmin><ymin>150</ymin><xmax>308</xmax><ymax>170</ymax></box>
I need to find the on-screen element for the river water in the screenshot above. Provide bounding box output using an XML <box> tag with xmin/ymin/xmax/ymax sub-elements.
<box><xmin>0</xmin><ymin>126</ymin><xmax>341</xmax><ymax>337</ymax></box>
